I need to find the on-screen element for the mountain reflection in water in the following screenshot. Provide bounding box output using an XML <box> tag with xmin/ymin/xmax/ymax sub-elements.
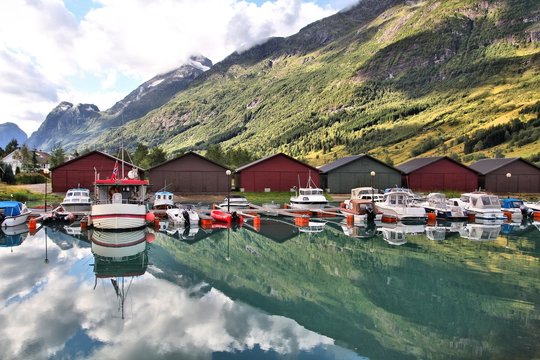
<box><xmin>0</xmin><ymin>219</ymin><xmax>538</xmax><ymax>360</ymax></box>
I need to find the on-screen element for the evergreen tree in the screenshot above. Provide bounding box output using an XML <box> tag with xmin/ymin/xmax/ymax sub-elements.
<box><xmin>4</xmin><ymin>139</ymin><xmax>18</xmax><ymax>155</ymax></box>
<box><xmin>49</xmin><ymin>146</ymin><xmax>66</xmax><ymax>168</ymax></box>
<box><xmin>0</xmin><ymin>162</ymin><xmax>16</xmax><ymax>184</ymax></box>
<box><xmin>205</xmin><ymin>144</ymin><xmax>225</xmax><ymax>165</ymax></box>
<box><xmin>31</xmin><ymin>150</ymin><xmax>39</xmax><ymax>172</ymax></box>
<box><xmin>133</xmin><ymin>144</ymin><xmax>149</xmax><ymax>167</ymax></box>
<box><xmin>147</xmin><ymin>147</ymin><xmax>167</xmax><ymax>167</ymax></box>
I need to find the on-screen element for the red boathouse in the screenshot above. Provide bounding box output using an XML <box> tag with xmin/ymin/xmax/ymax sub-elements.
<box><xmin>50</xmin><ymin>151</ymin><xmax>144</xmax><ymax>193</ymax></box>
<box><xmin>396</xmin><ymin>156</ymin><xmax>478</xmax><ymax>192</ymax></box>
<box><xmin>234</xmin><ymin>153</ymin><xmax>320</xmax><ymax>192</ymax></box>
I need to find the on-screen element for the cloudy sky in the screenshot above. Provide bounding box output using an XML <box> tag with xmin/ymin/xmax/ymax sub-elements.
<box><xmin>0</xmin><ymin>0</ymin><xmax>358</xmax><ymax>137</ymax></box>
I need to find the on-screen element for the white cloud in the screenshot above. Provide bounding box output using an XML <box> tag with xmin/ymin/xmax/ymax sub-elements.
<box><xmin>0</xmin><ymin>0</ymin><xmax>355</xmax><ymax>137</ymax></box>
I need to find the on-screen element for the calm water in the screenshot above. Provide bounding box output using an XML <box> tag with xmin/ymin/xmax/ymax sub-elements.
<box><xmin>1</xmin><ymin>218</ymin><xmax>539</xmax><ymax>360</ymax></box>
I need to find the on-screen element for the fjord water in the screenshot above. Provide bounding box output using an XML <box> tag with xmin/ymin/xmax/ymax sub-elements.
<box><xmin>1</xmin><ymin>220</ymin><xmax>539</xmax><ymax>360</ymax></box>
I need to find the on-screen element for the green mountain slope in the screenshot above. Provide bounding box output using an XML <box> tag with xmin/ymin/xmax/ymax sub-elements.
<box><xmin>89</xmin><ymin>0</ymin><xmax>540</xmax><ymax>166</ymax></box>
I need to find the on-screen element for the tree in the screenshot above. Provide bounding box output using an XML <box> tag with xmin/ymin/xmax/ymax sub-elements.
<box><xmin>205</xmin><ymin>144</ymin><xmax>225</xmax><ymax>165</ymax></box>
<box><xmin>4</xmin><ymin>139</ymin><xmax>18</xmax><ymax>155</ymax></box>
<box><xmin>0</xmin><ymin>162</ymin><xmax>16</xmax><ymax>184</ymax></box>
<box><xmin>147</xmin><ymin>147</ymin><xmax>167</xmax><ymax>168</ymax></box>
<box><xmin>49</xmin><ymin>145</ymin><xmax>66</xmax><ymax>168</ymax></box>
<box><xmin>31</xmin><ymin>150</ymin><xmax>39</xmax><ymax>172</ymax></box>
<box><xmin>14</xmin><ymin>145</ymin><xmax>33</xmax><ymax>172</ymax></box>
<box><xmin>133</xmin><ymin>144</ymin><xmax>149</xmax><ymax>168</ymax></box>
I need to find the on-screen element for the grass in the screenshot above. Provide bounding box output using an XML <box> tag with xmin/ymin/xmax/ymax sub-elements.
<box><xmin>0</xmin><ymin>183</ymin><xmax>64</xmax><ymax>207</ymax></box>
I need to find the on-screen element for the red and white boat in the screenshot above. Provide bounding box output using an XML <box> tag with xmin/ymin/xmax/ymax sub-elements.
<box><xmin>91</xmin><ymin>164</ymin><xmax>149</xmax><ymax>230</ymax></box>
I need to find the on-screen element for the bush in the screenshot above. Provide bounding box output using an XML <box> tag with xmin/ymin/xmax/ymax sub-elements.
<box><xmin>16</xmin><ymin>173</ymin><xmax>47</xmax><ymax>184</ymax></box>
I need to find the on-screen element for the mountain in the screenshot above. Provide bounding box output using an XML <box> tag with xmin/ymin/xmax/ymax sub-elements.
<box><xmin>84</xmin><ymin>0</ymin><xmax>540</xmax><ymax>165</ymax></box>
<box><xmin>27</xmin><ymin>1</ymin><xmax>540</xmax><ymax>165</ymax></box>
<box><xmin>0</xmin><ymin>122</ymin><xmax>27</xmax><ymax>150</ymax></box>
<box><xmin>26</xmin><ymin>55</ymin><xmax>212</xmax><ymax>151</ymax></box>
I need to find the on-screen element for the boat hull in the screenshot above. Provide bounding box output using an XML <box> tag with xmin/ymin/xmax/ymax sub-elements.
<box><xmin>61</xmin><ymin>203</ymin><xmax>92</xmax><ymax>213</ymax></box>
<box><xmin>1</xmin><ymin>211</ymin><xmax>31</xmax><ymax>227</ymax></box>
<box><xmin>91</xmin><ymin>203</ymin><xmax>147</xmax><ymax>230</ymax></box>
<box><xmin>289</xmin><ymin>201</ymin><xmax>328</xmax><ymax>210</ymax></box>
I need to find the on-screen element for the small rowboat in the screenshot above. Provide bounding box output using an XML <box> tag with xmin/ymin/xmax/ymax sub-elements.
<box><xmin>211</xmin><ymin>210</ymin><xmax>243</xmax><ymax>224</ymax></box>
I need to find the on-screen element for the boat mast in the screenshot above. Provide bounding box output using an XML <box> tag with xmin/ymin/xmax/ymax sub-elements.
<box><xmin>121</xmin><ymin>133</ymin><xmax>125</xmax><ymax>179</ymax></box>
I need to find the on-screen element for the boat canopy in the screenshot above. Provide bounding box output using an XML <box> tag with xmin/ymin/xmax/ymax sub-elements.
<box><xmin>299</xmin><ymin>188</ymin><xmax>323</xmax><ymax>196</ymax></box>
<box><xmin>0</xmin><ymin>201</ymin><xmax>23</xmax><ymax>217</ymax></box>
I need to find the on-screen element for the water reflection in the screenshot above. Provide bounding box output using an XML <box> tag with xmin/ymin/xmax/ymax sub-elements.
<box><xmin>1</xmin><ymin>226</ymin><xmax>367</xmax><ymax>360</ymax></box>
<box><xmin>0</xmin><ymin>224</ymin><xmax>29</xmax><ymax>251</ymax></box>
<box><xmin>458</xmin><ymin>223</ymin><xmax>501</xmax><ymax>241</ymax></box>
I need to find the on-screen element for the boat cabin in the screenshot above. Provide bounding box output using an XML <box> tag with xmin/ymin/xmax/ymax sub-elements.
<box><xmin>383</xmin><ymin>192</ymin><xmax>411</xmax><ymax>207</ymax></box>
<box><xmin>94</xmin><ymin>179</ymin><xmax>149</xmax><ymax>205</ymax></box>
<box><xmin>468</xmin><ymin>194</ymin><xmax>501</xmax><ymax>210</ymax></box>
<box><xmin>299</xmin><ymin>188</ymin><xmax>324</xmax><ymax>196</ymax></box>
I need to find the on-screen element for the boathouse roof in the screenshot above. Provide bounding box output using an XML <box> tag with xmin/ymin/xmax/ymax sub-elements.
<box><xmin>468</xmin><ymin>157</ymin><xmax>539</xmax><ymax>175</ymax></box>
<box><xmin>319</xmin><ymin>154</ymin><xmax>402</xmax><ymax>174</ymax></box>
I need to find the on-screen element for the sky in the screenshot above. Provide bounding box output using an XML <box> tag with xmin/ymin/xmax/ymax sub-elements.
<box><xmin>0</xmin><ymin>0</ymin><xmax>359</xmax><ymax>137</ymax></box>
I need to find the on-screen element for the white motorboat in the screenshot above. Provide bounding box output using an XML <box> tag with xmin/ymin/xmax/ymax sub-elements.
<box><xmin>375</xmin><ymin>190</ymin><xmax>427</xmax><ymax>223</ymax></box>
<box><xmin>166</xmin><ymin>205</ymin><xmax>200</xmax><ymax>227</ymax></box>
<box><xmin>60</xmin><ymin>188</ymin><xmax>92</xmax><ymax>214</ymax></box>
<box><xmin>500</xmin><ymin>198</ymin><xmax>533</xmax><ymax>221</ymax></box>
<box><xmin>417</xmin><ymin>193</ymin><xmax>467</xmax><ymax>220</ymax></box>
<box><xmin>379</xmin><ymin>222</ymin><xmax>424</xmax><ymax>245</ymax></box>
<box><xmin>425</xmin><ymin>226</ymin><xmax>447</xmax><ymax>241</ymax></box>
<box><xmin>449</xmin><ymin>192</ymin><xmax>506</xmax><ymax>221</ymax></box>
<box><xmin>218</xmin><ymin>195</ymin><xmax>250</xmax><ymax>210</ymax></box>
<box><xmin>290</xmin><ymin>175</ymin><xmax>328</xmax><ymax>210</ymax></box>
<box><xmin>524</xmin><ymin>200</ymin><xmax>540</xmax><ymax>212</ymax></box>
<box><xmin>349</xmin><ymin>187</ymin><xmax>384</xmax><ymax>202</ymax></box>
<box><xmin>91</xmin><ymin>174</ymin><xmax>150</xmax><ymax>230</ymax></box>
<box><xmin>0</xmin><ymin>201</ymin><xmax>32</xmax><ymax>227</ymax></box>
<box><xmin>153</xmin><ymin>191</ymin><xmax>174</xmax><ymax>210</ymax></box>
<box><xmin>459</xmin><ymin>223</ymin><xmax>501</xmax><ymax>241</ymax></box>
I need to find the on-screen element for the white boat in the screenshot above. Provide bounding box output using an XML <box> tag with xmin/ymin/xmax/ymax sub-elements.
<box><xmin>524</xmin><ymin>200</ymin><xmax>540</xmax><ymax>212</ymax></box>
<box><xmin>153</xmin><ymin>191</ymin><xmax>174</xmax><ymax>210</ymax></box>
<box><xmin>425</xmin><ymin>226</ymin><xmax>447</xmax><ymax>241</ymax></box>
<box><xmin>218</xmin><ymin>195</ymin><xmax>250</xmax><ymax>210</ymax></box>
<box><xmin>0</xmin><ymin>201</ymin><xmax>32</xmax><ymax>227</ymax></box>
<box><xmin>375</xmin><ymin>190</ymin><xmax>426</xmax><ymax>223</ymax></box>
<box><xmin>500</xmin><ymin>198</ymin><xmax>533</xmax><ymax>221</ymax></box>
<box><xmin>349</xmin><ymin>187</ymin><xmax>384</xmax><ymax>202</ymax></box>
<box><xmin>450</xmin><ymin>192</ymin><xmax>506</xmax><ymax>221</ymax></box>
<box><xmin>166</xmin><ymin>205</ymin><xmax>200</xmax><ymax>227</ymax></box>
<box><xmin>91</xmin><ymin>175</ymin><xmax>150</xmax><ymax>230</ymax></box>
<box><xmin>340</xmin><ymin>199</ymin><xmax>382</xmax><ymax>224</ymax></box>
<box><xmin>60</xmin><ymin>188</ymin><xmax>92</xmax><ymax>214</ymax></box>
<box><xmin>298</xmin><ymin>220</ymin><xmax>326</xmax><ymax>233</ymax></box>
<box><xmin>459</xmin><ymin>223</ymin><xmax>501</xmax><ymax>241</ymax></box>
<box><xmin>379</xmin><ymin>222</ymin><xmax>424</xmax><ymax>245</ymax></box>
<box><xmin>290</xmin><ymin>175</ymin><xmax>328</xmax><ymax>210</ymax></box>
<box><xmin>417</xmin><ymin>193</ymin><xmax>467</xmax><ymax>220</ymax></box>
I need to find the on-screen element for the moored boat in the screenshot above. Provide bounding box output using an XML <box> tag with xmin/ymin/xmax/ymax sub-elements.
<box><xmin>91</xmin><ymin>175</ymin><xmax>150</xmax><ymax>230</ymax></box>
<box><xmin>500</xmin><ymin>198</ymin><xmax>533</xmax><ymax>221</ymax></box>
<box><xmin>449</xmin><ymin>192</ymin><xmax>506</xmax><ymax>221</ymax></box>
<box><xmin>217</xmin><ymin>195</ymin><xmax>250</xmax><ymax>210</ymax></box>
<box><xmin>340</xmin><ymin>199</ymin><xmax>382</xmax><ymax>224</ymax></box>
<box><xmin>290</xmin><ymin>175</ymin><xmax>329</xmax><ymax>210</ymax></box>
<box><xmin>375</xmin><ymin>190</ymin><xmax>426</xmax><ymax>223</ymax></box>
<box><xmin>166</xmin><ymin>205</ymin><xmax>200</xmax><ymax>227</ymax></box>
<box><xmin>211</xmin><ymin>210</ymin><xmax>243</xmax><ymax>224</ymax></box>
<box><xmin>0</xmin><ymin>201</ymin><xmax>32</xmax><ymax>227</ymax></box>
<box><xmin>417</xmin><ymin>193</ymin><xmax>467</xmax><ymax>220</ymax></box>
<box><xmin>60</xmin><ymin>188</ymin><xmax>92</xmax><ymax>214</ymax></box>
<box><xmin>153</xmin><ymin>191</ymin><xmax>174</xmax><ymax>210</ymax></box>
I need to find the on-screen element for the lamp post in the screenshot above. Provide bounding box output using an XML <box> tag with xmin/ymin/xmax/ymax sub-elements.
<box><xmin>370</xmin><ymin>171</ymin><xmax>376</xmax><ymax>202</ymax></box>
<box><xmin>43</xmin><ymin>168</ymin><xmax>50</xmax><ymax>212</ymax></box>
<box><xmin>44</xmin><ymin>227</ymin><xmax>49</xmax><ymax>264</ymax></box>
<box><xmin>225</xmin><ymin>170</ymin><xmax>232</xmax><ymax>213</ymax></box>
<box><xmin>506</xmin><ymin>172</ymin><xmax>511</xmax><ymax>198</ymax></box>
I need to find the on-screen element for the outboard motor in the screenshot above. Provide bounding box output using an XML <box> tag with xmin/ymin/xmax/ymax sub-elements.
<box><xmin>366</xmin><ymin>204</ymin><xmax>376</xmax><ymax>223</ymax></box>
<box><xmin>521</xmin><ymin>204</ymin><xmax>533</xmax><ymax>218</ymax></box>
<box><xmin>231</xmin><ymin>211</ymin><xmax>239</xmax><ymax>222</ymax></box>
<box><xmin>182</xmin><ymin>209</ymin><xmax>190</xmax><ymax>227</ymax></box>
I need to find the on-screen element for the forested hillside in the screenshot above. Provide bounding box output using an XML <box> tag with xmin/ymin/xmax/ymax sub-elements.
<box><xmin>77</xmin><ymin>0</ymin><xmax>540</xmax><ymax>166</ymax></box>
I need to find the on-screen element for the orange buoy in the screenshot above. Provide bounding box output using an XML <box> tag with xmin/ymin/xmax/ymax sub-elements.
<box><xmin>427</xmin><ymin>212</ymin><xmax>437</xmax><ymax>221</ymax></box>
<box><xmin>381</xmin><ymin>215</ymin><xmax>397</xmax><ymax>223</ymax></box>
<box><xmin>80</xmin><ymin>219</ymin><xmax>87</xmax><ymax>230</ymax></box>
<box><xmin>346</xmin><ymin>214</ymin><xmax>354</xmax><ymax>226</ymax></box>
<box><xmin>253</xmin><ymin>216</ymin><xmax>261</xmax><ymax>226</ymax></box>
<box><xmin>28</xmin><ymin>218</ymin><xmax>37</xmax><ymax>230</ymax></box>
<box><xmin>145</xmin><ymin>212</ymin><xmax>155</xmax><ymax>223</ymax></box>
<box><xmin>503</xmin><ymin>211</ymin><xmax>512</xmax><ymax>220</ymax></box>
<box><xmin>467</xmin><ymin>213</ymin><xmax>476</xmax><ymax>222</ymax></box>
<box><xmin>534</xmin><ymin>211</ymin><xmax>540</xmax><ymax>220</ymax></box>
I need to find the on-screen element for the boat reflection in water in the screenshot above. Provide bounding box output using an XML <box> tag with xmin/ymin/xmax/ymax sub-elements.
<box><xmin>379</xmin><ymin>222</ymin><xmax>425</xmax><ymax>245</ymax></box>
<box><xmin>459</xmin><ymin>223</ymin><xmax>501</xmax><ymax>241</ymax></box>
<box><xmin>0</xmin><ymin>224</ymin><xmax>29</xmax><ymax>251</ymax></box>
<box><xmin>91</xmin><ymin>229</ymin><xmax>149</xmax><ymax>319</ymax></box>
<box><xmin>425</xmin><ymin>221</ymin><xmax>467</xmax><ymax>241</ymax></box>
<box><xmin>341</xmin><ymin>221</ymin><xmax>378</xmax><ymax>239</ymax></box>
